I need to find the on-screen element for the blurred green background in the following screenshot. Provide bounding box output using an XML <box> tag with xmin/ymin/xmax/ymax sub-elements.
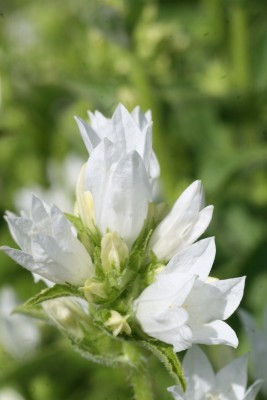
<box><xmin>1</xmin><ymin>0</ymin><xmax>267</xmax><ymax>399</ymax></box>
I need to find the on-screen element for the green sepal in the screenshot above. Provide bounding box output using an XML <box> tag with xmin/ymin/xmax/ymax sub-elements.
<box><xmin>64</xmin><ymin>212</ymin><xmax>101</xmax><ymax>249</ymax></box>
<box><xmin>17</xmin><ymin>283</ymin><xmax>84</xmax><ymax>311</ymax></box>
<box><xmin>129</xmin><ymin>220</ymin><xmax>154</xmax><ymax>272</ymax></box>
<box><xmin>140</xmin><ymin>340</ymin><xmax>186</xmax><ymax>391</ymax></box>
<box><xmin>64</xmin><ymin>213</ymin><xmax>83</xmax><ymax>231</ymax></box>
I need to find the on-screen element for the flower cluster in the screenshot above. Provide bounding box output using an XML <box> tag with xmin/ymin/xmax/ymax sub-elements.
<box><xmin>1</xmin><ymin>104</ymin><xmax>249</xmax><ymax>396</ymax></box>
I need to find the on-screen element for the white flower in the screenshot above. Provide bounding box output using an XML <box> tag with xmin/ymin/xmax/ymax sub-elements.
<box><xmin>239</xmin><ymin>308</ymin><xmax>267</xmax><ymax>396</ymax></box>
<box><xmin>1</xmin><ymin>195</ymin><xmax>95</xmax><ymax>286</ymax></box>
<box><xmin>168</xmin><ymin>346</ymin><xmax>262</xmax><ymax>400</ymax></box>
<box><xmin>0</xmin><ymin>286</ymin><xmax>40</xmax><ymax>358</ymax></box>
<box><xmin>77</xmin><ymin>138</ymin><xmax>152</xmax><ymax>248</ymax></box>
<box><xmin>148</xmin><ymin>180</ymin><xmax>214</xmax><ymax>261</ymax></box>
<box><xmin>133</xmin><ymin>238</ymin><xmax>245</xmax><ymax>351</ymax></box>
<box><xmin>74</xmin><ymin>103</ymin><xmax>160</xmax><ymax>181</ymax></box>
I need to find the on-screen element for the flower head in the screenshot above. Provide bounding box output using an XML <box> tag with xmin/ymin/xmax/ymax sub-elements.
<box><xmin>1</xmin><ymin>195</ymin><xmax>95</xmax><ymax>286</ymax></box>
<box><xmin>134</xmin><ymin>239</ymin><xmax>245</xmax><ymax>351</ymax></box>
<box><xmin>168</xmin><ymin>346</ymin><xmax>262</xmax><ymax>400</ymax></box>
<box><xmin>75</xmin><ymin>103</ymin><xmax>160</xmax><ymax>181</ymax></box>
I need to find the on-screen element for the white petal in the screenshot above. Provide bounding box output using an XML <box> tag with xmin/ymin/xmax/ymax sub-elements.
<box><xmin>191</xmin><ymin>320</ymin><xmax>239</xmax><ymax>348</ymax></box>
<box><xmin>149</xmin><ymin>181</ymin><xmax>212</xmax><ymax>260</ymax></box>
<box><xmin>107</xmin><ymin>151</ymin><xmax>151</xmax><ymax>245</ymax></box>
<box><xmin>32</xmin><ymin>272</ymin><xmax>54</xmax><ymax>287</ymax></box>
<box><xmin>88</xmin><ymin>109</ymin><xmax>112</xmax><ymax>139</ymax></box>
<box><xmin>186</xmin><ymin>277</ymin><xmax>245</xmax><ymax>329</ymax></box>
<box><xmin>167</xmin><ymin>385</ymin><xmax>186</xmax><ymax>400</ymax></box>
<box><xmin>74</xmin><ymin>116</ymin><xmax>100</xmax><ymax>154</ymax></box>
<box><xmin>163</xmin><ymin>238</ymin><xmax>215</xmax><ymax>281</ymax></box>
<box><xmin>135</xmin><ymin>122</ymin><xmax>153</xmax><ymax>173</ymax></box>
<box><xmin>207</xmin><ymin>277</ymin><xmax>246</xmax><ymax>320</ymax></box>
<box><xmin>4</xmin><ymin>216</ymin><xmax>32</xmax><ymax>252</ymax></box>
<box><xmin>50</xmin><ymin>205</ymin><xmax>77</xmax><ymax>248</ymax></box>
<box><xmin>183</xmin><ymin>205</ymin><xmax>214</xmax><ymax>246</ymax></box>
<box><xmin>92</xmin><ymin>150</ymin><xmax>151</xmax><ymax>247</ymax></box>
<box><xmin>149</xmin><ymin>150</ymin><xmax>160</xmax><ymax>180</ymax></box>
<box><xmin>112</xmin><ymin>103</ymin><xmax>140</xmax><ymax>153</ymax></box>
<box><xmin>131</xmin><ymin>105</ymin><xmax>150</xmax><ymax>129</ymax></box>
<box><xmin>183</xmin><ymin>346</ymin><xmax>215</xmax><ymax>400</ymax></box>
<box><xmin>0</xmin><ymin>246</ymin><xmax>35</xmax><ymax>270</ymax></box>
<box><xmin>135</xmin><ymin>273</ymin><xmax>196</xmax><ymax>315</ymax></box>
<box><xmin>172</xmin><ymin>181</ymin><xmax>205</xmax><ymax>214</ymax></box>
<box><xmin>244</xmin><ymin>380</ymin><xmax>263</xmax><ymax>400</ymax></box>
<box><xmin>31</xmin><ymin>194</ymin><xmax>49</xmax><ymax>221</ymax></box>
<box><xmin>134</xmin><ymin>273</ymin><xmax>196</xmax><ymax>350</ymax></box>
<box><xmin>85</xmin><ymin>138</ymin><xmax>121</xmax><ymax>224</ymax></box>
<box><xmin>216</xmin><ymin>355</ymin><xmax>248</xmax><ymax>399</ymax></box>
<box><xmin>32</xmin><ymin>234</ymin><xmax>94</xmax><ymax>285</ymax></box>
<box><xmin>30</xmin><ymin>195</ymin><xmax>52</xmax><ymax>235</ymax></box>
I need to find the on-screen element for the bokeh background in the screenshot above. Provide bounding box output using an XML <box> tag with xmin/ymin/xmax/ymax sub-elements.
<box><xmin>1</xmin><ymin>0</ymin><xmax>267</xmax><ymax>399</ymax></box>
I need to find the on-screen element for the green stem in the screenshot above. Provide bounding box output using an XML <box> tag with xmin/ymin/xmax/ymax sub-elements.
<box><xmin>130</xmin><ymin>367</ymin><xmax>154</xmax><ymax>400</ymax></box>
<box><xmin>123</xmin><ymin>342</ymin><xmax>154</xmax><ymax>400</ymax></box>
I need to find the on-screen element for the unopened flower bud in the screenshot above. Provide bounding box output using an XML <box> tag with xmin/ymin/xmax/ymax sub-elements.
<box><xmin>101</xmin><ymin>232</ymin><xmax>129</xmax><ymax>273</ymax></box>
<box><xmin>43</xmin><ymin>296</ymin><xmax>89</xmax><ymax>339</ymax></box>
<box><xmin>104</xmin><ymin>310</ymin><xmax>131</xmax><ymax>336</ymax></box>
<box><xmin>75</xmin><ymin>163</ymin><xmax>96</xmax><ymax>232</ymax></box>
<box><xmin>81</xmin><ymin>279</ymin><xmax>108</xmax><ymax>302</ymax></box>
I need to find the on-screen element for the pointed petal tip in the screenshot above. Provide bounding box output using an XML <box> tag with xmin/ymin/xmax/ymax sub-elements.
<box><xmin>192</xmin><ymin>179</ymin><xmax>202</xmax><ymax>189</ymax></box>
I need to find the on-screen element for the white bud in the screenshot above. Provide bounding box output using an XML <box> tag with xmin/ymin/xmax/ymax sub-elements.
<box><xmin>104</xmin><ymin>310</ymin><xmax>131</xmax><ymax>336</ymax></box>
<box><xmin>101</xmin><ymin>232</ymin><xmax>129</xmax><ymax>273</ymax></box>
<box><xmin>75</xmin><ymin>163</ymin><xmax>96</xmax><ymax>232</ymax></box>
<box><xmin>81</xmin><ymin>279</ymin><xmax>108</xmax><ymax>302</ymax></box>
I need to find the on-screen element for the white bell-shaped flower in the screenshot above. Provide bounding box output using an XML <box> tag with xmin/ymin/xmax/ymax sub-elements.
<box><xmin>149</xmin><ymin>180</ymin><xmax>214</xmax><ymax>261</ymax></box>
<box><xmin>74</xmin><ymin>103</ymin><xmax>160</xmax><ymax>181</ymax></box>
<box><xmin>78</xmin><ymin>138</ymin><xmax>152</xmax><ymax>248</ymax></box>
<box><xmin>1</xmin><ymin>195</ymin><xmax>95</xmax><ymax>286</ymax></box>
<box><xmin>168</xmin><ymin>346</ymin><xmax>262</xmax><ymax>400</ymax></box>
<box><xmin>134</xmin><ymin>238</ymin><xmax>245</xmax><ymax>352</ymax></box>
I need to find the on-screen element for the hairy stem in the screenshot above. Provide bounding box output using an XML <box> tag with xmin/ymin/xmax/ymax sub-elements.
<box><xmin>123</xmin><ymin>342</ymin><xmax>154</xmax><ymax>400</ymax></box>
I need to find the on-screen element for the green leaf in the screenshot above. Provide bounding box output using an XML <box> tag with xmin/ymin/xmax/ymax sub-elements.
<box><xmin>140</xmin><ymin>340</ymin><xmax>186</xmax><ymax>391</ymax></box>
<box><xmin>13</xmin><ymin>303</ymin><xmax>48</xmax><ymax>320</ymax></box>
<box><xmin>18</xmin><ymin>283</ymin><xmax>84</xmax><ymax>311</ymax></box>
